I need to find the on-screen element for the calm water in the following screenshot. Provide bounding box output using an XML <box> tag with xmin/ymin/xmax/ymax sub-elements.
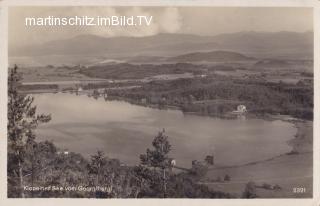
<box><xmin>34</xmin><ymin>93</ymin><xmax>296</xmax><ymax>168</ymax></box>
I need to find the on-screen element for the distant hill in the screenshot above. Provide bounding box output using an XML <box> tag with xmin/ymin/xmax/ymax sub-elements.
<box><xmin>10</xmin><ymin>31</ymin><xmax>313</xmax><ymax>61</ymax></box>
<box><xmin>167</xmin><ymin>51</ymin><xmax>254</xmax><ymax>62</ymax></box>
<box><xmin>10</xmin><ymin>33</ymin><xmax>215</xmax><ymax>57</ymax></box>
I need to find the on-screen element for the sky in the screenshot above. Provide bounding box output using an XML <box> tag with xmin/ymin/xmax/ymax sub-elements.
<box><xmin>9</xmin><ymin>7</ymin><xmax>313</xmax><ymax>48</ymax></box>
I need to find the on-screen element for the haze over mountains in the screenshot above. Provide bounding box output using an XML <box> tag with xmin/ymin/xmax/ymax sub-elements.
<box><xmin>10</xmin><ymin>31</ymin><xmax>313</xmax><ymax>61</ymax></box>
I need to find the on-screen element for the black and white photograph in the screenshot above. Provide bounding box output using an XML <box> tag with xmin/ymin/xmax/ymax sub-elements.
<box><xmin>7</xmin><ymin>6</ymin><xmax>314</xmax><ymax>199</ymax></box>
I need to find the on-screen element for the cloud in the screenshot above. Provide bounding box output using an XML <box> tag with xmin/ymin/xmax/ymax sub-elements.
<box><xmin>9</xmin><ymin>7</ymin><xmax>183</xmax><ymax>47</ymax></box>
<box><xmin>69</xmin><ymin>7</ymin><xmax>183</xmax><ymax>37</ymax></box>
<box><xmin>156</xmin><ymin>7</ymin><xmax>182</xmax><ymax>33</ymax></box>
<box><xmin>9</xmin><ymin>7</ymin><xmax>312</xmax><ymax>49</ymax></box>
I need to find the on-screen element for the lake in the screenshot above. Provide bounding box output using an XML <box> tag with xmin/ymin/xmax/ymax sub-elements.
<box><xmin>33</xmin><ymin>93</ymin><xmax>296</xmax><ymax>168</ymax></box>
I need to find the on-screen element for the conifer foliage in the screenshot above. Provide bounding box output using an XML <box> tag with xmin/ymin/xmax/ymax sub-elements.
<box><xmin>8</xmin><ymin>65</ymin><xmax>51</xmax><ymax>197</ymax></box>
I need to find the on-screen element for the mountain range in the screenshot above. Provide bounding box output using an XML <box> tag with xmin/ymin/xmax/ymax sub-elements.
<box><xmin>10</xmin><ymin>31</ymin><xmax>313</xmax><ymax>61</ymax></box>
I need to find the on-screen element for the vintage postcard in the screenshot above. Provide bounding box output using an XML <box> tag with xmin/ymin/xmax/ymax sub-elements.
<box><xmin>0</xmin><ymin>1</ymin><xmax>319</xmax><ymax>206</ymax></box>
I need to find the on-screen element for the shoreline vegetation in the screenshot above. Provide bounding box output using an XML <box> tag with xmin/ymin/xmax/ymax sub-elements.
<box><xmin>9</xmin><ymin>62</ymin><xmax>313</xmax><ymax>198</ymax></box>
<box><xmin>19</xmin><ymin>66</ymin><xmax>313</xmax><ymax>121</ymax></box>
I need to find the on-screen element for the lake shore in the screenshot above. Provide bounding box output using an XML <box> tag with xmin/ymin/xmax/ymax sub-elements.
<box><xmin>128</xmin><ymin>97</ymin><xmax>313</xmax><ymax>156</ymax></box>
<box><xmin>31</xmin><ymin>91</ymin><xmax>313</xmax><ymax>197</ymax></box>
<box><xmin>201</xmin><ymin>120</ymin><xmax>313</xmax><ymax>198</ymax></box>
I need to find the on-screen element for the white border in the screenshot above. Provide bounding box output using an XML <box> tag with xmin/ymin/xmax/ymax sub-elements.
<box><xmin>0</xmin><ymin>0</ymin><xmax>318</xmax><ymax>7</ymax></box>
<box><xmin>313</xmin><ymin>4</ymin><xmax>320</xmax><ymax>206</ymax></box>
<box><xmin>0</xmin><ymin>1</ymin><xmax>319</xmax><ymax>206</ymax></box>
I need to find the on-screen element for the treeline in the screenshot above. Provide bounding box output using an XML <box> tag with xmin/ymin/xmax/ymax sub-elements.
<box><xmin>8</xmin><ymin>136</ymin><xmax>232</xmax><ymax>198</ymax></box>
<box><xmin>8</xmin><ymin>66</ymin><xmax>233</xmax><ymax>198</ymax></box>
<box><xmin>107</xmin><ymin>77</ymin><xmax>313</xmax><ymax>120</ymax></box>
<box><xmin>79</xmin><ymin>63</ymin><xmax>205</xmax><ymax>80</ymax></box>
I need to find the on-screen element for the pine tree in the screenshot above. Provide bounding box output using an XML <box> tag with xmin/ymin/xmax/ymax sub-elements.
<box><xmin>139</xmin><ymin>129</ymin><xmax>172</xmax><ymax>197</ymax></box>
<box><xmin>87</xmin><ymin>151</ymin><xmax>107</xmax><ymax>186</ymax></box>
<box><xmin>8</xmin><ymin>65</ymin><xmax>51</xmax><ymax>197</ymax></box>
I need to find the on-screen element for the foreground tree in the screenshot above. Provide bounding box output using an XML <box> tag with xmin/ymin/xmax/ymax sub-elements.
<box><xmin>8</xmin><ymin>65</ymin><xmax>51</xmax><ymax>197</ymax></box>
<box><xmin>135</xmin><ymin>130</ymin><xmax>232</xmax><ymax>198</ymax></box>
<box><xmin>87</xmin><ymin>151</ymin><xmax>107</xmax><ymax>186</ymax></box>
<box><xmin>87</xmin><ymin>150</ymin><xmax>136</xmax><ymax>198</ymax></box>
<box><xmin>139</xmin><ymin>129</ymin><xmax>172</xmax><ymax>197</ymax></box>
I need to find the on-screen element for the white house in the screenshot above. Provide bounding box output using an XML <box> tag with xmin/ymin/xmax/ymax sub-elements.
<box><xmin>237</xmin><ymin>105</ymin><xmax>247</xmax><ymax>113</ymax></box>
<box><xmin>231</xmin><ymin>105</ymin><xmax>247</xmax><ymax>114</ymax></box>
<box><xmin>170</xmin><ymin>159</ymin><xmax>176</xmax><ymax>166</ymax></box>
